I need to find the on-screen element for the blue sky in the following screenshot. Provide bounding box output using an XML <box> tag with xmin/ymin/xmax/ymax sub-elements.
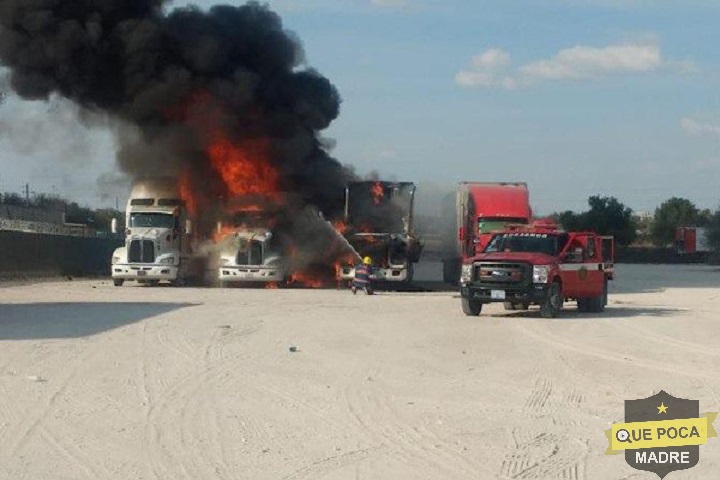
<box><xmin>1</xmin><ymin>0</ymin><xmax>720</xmax><ymax>214</ymax></box>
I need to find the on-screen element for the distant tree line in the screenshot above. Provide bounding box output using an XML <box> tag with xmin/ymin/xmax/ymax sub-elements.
<box><xmin>552</xmin><ymin>195</ymin><xmax>720</xmax><ymax>253</ymax></box>
<box><xmin>0</xmin><ymin>192</ymin><xmax>123</xmax><ymax>232</ymax></box>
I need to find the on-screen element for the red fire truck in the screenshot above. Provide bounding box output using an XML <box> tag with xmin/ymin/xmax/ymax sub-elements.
<box><xmin>459</xmin><ymin>225</ymin><xmax>615</xmax><ymax>318</ymax></box>
<box><xmin>442</xmin><ymin>182</ymin><xmax>532</xmax><ymax>284</ymax></box>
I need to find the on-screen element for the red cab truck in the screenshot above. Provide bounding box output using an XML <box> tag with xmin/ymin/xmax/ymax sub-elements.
<box><xmin>443</xmin><ymin>182</ymin><xmax>532</xmax><ymax>284</ymax></box>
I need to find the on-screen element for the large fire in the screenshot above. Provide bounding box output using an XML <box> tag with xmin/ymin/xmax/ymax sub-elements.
<box><xmin>175</xmin><ymin>93</ymin><xmax>357</xmax><ymax>290</ymax></box>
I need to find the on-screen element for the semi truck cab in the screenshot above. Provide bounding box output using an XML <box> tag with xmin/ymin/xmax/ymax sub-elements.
<box><xmin>217</xmin><ymin>229</ymin><xmax>285</xmax><ymax>286</ymax></box>
<box><xmin>111</xmin><ymin>178</ymin><xmax>194</xmax><ymax>286</ymax></box>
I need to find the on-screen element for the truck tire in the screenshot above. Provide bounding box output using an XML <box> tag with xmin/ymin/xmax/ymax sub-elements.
<box><xmin>603</xmin><ymin>278</ymin><xmax>609</xmax><ymax>307</ymax></box>
<box><xmin>586</xmin><ymin>282</ymin><xmax>606</xmax><ymax>313</ymax></box>
<box><xmin>113</xmin><ymin>279</ymin><xmax>124</xmax><ymax>287</ymax></box>
<box><xmin>462</xmin><ymin>297</ymin><xmax>483</xmax><ymax>316</ymax></box>
<box><xmin>503</xmin><ymin>302</ymin><xmax>517</xmax><ymax>311</ymax></box>
<box><xmin>577</xmin><ymin>298</ymin><xmax>589</xmax><ymax>312</ymax></box>
<box><xmin>540</xmin><ymin>281</ymin><xmax>562</xmax><ymax>319</ymax></box>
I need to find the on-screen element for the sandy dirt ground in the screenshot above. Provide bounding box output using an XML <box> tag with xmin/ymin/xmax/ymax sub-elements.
<box><xmin>1</xmin><ymin>264</ymin><xmax>720</xmax><ymax>480</ymax></box>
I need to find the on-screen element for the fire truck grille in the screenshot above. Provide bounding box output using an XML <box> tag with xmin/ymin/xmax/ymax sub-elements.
<box><xmin>128</xmin><ymin>240</ymin><xmax>156</xmax><ymax>263</ymax></box>
<box><xmin>474</xmin><ymin>262</ymin><xmax>529</xmax><ymax>285</ymax></box>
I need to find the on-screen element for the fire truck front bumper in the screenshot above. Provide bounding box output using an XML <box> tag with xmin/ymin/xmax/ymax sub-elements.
<box><xmin>112</xmin><ymin>264</ymin><xmax>179</xmax><ymax>281</ymax></box>
<box><xmin>460</xmin><ymin>282</ymin><xmax>549</xmax><ymax>304</ymax></box>
<box><xmin>219</xmin><ymin>266</ymin><xmax>282</xmax><ymax>283</ymax></box>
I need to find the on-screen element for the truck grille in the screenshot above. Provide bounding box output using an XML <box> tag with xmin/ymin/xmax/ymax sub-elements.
<box><xmin>473</xmin><ymin>262</ymin><xmax>529</xmax><ymax>286</ymax></box>
<box><xmin>128</xmin><ymin>240</ymin><xmax>155</xmax><ymax>263</ymax></box>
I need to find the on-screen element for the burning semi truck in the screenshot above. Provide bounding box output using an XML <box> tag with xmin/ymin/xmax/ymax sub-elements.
<box><xmin>337</xmin><ymin>181</ymin><xmax>423</xmax><ymax>285</ymax></box>
<box><xmin>111</xmin><ymin>178</ymin><xmax>201</xmax><ymax>286</ymax></box>
<box><xmin>442</xmin><ymin>182</ymin><xmax>532</xmax><ymax>284</ymax></box>
<box><xmin>215</xmin><ymin>207</ymin><xmax>286</xmax><ymax>286</ymax></box>
<box><xmin>215</xmin><ymin>203</ymin><xmax>361</xmax><ymax>287</ymax></box>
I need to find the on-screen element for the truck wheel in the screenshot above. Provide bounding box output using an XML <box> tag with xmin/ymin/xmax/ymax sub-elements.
<box><xmin>462</xmin><ymin>297</ymin><xmax>483</xmax><ymax>316</ymax></box>
<box><xmin>587</xmin><ymin>282</ymin><xmax>606</xmax><ymax>313</ymax></box>
<box><xmin>503</xmin><ymin>302</ymin><xmax>517</xmax><ymax>311</ymax></box>
<box><xmin>113</xmin><ymin>279</ymin><xmax>124</xmax><ymax>287</ymax></box>
<box><xmin>540</xmin><ymin>282</ymin><xmax>562</xmax><ymax>319</ymax></box>
<box><xmin>577</xmin><ymin>298</ymin><xmax>588</xmax><ymax>312</ymax></box>
<box><xmin>603</xmin><ymin>278</ymin><xmax>609</xmax><ymax>307</ymax></box>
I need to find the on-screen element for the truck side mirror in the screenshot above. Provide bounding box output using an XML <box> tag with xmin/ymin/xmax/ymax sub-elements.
<box><xmin>185</xmin><ymin>219</ymin><xmax>193</xmax><ymax>235</ymax></box>
<box><xmin>111</xmin><ymin>218</ymin><xmax>118</xmax><ymax>234</ymax></box>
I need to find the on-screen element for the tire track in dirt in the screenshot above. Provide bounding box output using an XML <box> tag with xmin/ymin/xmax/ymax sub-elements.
<box><xmin>39</xmin><ymin>424</ymin><xmax>113</xmax><ymax>479</ymax></box>
<box><xmin>341</xmin><ymin>362</ymin><xmax>489</xmax><ymax>479</ymax></box>
<box><xmin>0</xmin><ymin>347</ymin><xmax>96</xmax><ymax>461</ymax></box>
<box><xmin>513</xmin><ymin>324</ymin><xmax>715</xmax><ymax>381</ymax></box>
<box><xmin>282</xmin><ymin>447</ymin><xmax>380</xmax><ymax>480</ymax></box>
<box><xmin>141</xmin><ymin>320</ymin><xmax>304</xmax><ymax>479</ymax></box>
<box><xmin>612</xmin><ymin>320</ymin><xmax>720</xmax><ymax>359</ymax></box>
<box><xmin>499</xmin><ymin>375</ymin><xmax>589</xmax><ymax>480</ymax></box>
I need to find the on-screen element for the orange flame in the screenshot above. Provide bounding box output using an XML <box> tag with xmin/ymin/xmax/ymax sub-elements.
<box><xmin>333</xmin><ymin>220</ymin><xmax>349</xmax><ymax>235</ymax></box>
<box><xmin>288</xmin><ymin>272</ymin><xmax>323</xmax><ymax>289</ymax></box>
<box><xmin>208</xmin><ymin>135</ymin><xmax>280</xmax><ymax>201</ymax></box>
<box><xmin>371</xmin><ymin>182</ymin><xmax>384</xmax><ymax>206</ymax></box>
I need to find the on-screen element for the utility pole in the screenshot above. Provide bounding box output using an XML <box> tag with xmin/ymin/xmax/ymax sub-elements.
<box><xmin>24</xmin><ymin>183</ymin><xmax>30</xmax><ymax>202</ymax></box>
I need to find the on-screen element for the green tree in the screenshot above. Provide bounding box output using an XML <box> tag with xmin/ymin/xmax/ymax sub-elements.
<box><xmin>552</xmin><ymin>196</ymin><xmax>636</xmax><ymax>246</ymax></box>
<box><xmin>650</xmin><ymin>197</ymin><xmax>701</xmax><ymax>247</ymax></box>
<box><xmin>582</xmin><ymin>196</ymin><xmax>636</xmax><ymax>246</ymax></box>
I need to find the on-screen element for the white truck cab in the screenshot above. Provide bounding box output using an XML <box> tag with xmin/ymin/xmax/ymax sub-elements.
<box><xmin>217</xmin><ymin>229</ymin><xmax>285</xmax><ymax>286</ymax></box>
<box><xmin>111</xmin><ymin>178</ymin><xmax>194</xmax><ymax>286</ymax></box>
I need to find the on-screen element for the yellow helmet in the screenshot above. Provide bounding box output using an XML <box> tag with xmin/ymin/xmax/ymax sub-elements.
<box><xmin>362</xmin><ymin>256</ymin><xmax>372</xmax><ymax>265</ymax></box>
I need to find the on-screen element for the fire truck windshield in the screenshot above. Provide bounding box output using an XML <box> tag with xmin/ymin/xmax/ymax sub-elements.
<box><xmin>129</xmin><ymin>213</ymin><xmax>175</xmax><ymax>229</ymax></box>
<box><xmin>484</xmin><ymin>233</ymin><xmax>567</xmax><ymax>256</ymax></box>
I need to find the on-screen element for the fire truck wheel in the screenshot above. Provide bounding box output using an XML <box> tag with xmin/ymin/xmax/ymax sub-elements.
<box><xmin>587</xmin><ymin>283</ymin><xmax>606</xmax><ymax>313</ymax></box>
<box><xmin>603</xmin><ymin>279</ymin><xmax>609</xmax><ymax>306</ymax></box>
<box><xmin>577</xmin><ymin>298</ymin><xmax>589</xmax><ymax>312</ymax></box>
<box><xmin>503</xmin><ymin>302</ymin><xmax>517</xmax><ymax>311</ymax></box>
<box><xmin>113</xmin><ymin>279</ymin><xmax>124</xmax><ymax>287</ymax></box>
<box><xmin>541</xmin><ymin>282</ymin><xmax>562</xmax><ymax>318</ymax></box>
<box><xmin>462</xmin><ymin>297</ymin><xmax>483</xmax><ymax>316</ymax></box>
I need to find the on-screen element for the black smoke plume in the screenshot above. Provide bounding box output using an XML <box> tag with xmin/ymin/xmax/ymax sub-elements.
<box><xmin>0</xmin><ymin>1</ymin><xmax>351</xmax><ymax>224</ymax></box>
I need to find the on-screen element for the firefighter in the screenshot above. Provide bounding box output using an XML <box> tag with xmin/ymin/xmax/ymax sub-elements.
<box><xmin>352</xmin><ymin>256</ymin><xmax>375</xmax><ymax>295</ymax></box>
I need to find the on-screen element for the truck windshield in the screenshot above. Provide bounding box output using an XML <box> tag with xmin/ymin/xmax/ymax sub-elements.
<box><xmin>478</xmin><ymin>218</ymin><xmax>529</xmax><ymax>234</ymax></box>
<box><xmin>129</xmin><ymin>213</ymin><xmax>175</xmax><ymax>229</ymax></box>
<box><xmin>484</xmin><ymin>233</ymin><xmax>565</xmax><ymax>256</ymax></box>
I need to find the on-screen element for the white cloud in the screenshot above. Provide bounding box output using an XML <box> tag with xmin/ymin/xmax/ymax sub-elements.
<box><xmin>456</xmin><ymin>41</ymin><xmax>692</xmax><ymax>89</ymax></box>
<box><xmin>455</xmin><ymin>49</ymin><xmax>517</xmax><ymax>90</ymax></box>
<box><xmin>519</xmin><ymin>43</ymin><xmax>662</xmax><ymax>80</ymax></box>
<box><xmin>681</xmin><ymin>118</ymin><xmax>720</xmax><ymax>138</ymax></box>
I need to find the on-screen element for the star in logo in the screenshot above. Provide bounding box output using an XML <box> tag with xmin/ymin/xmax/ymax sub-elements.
<box><xmin>657</xmin><ymin>402</ymin><xmax>669</xmax><ymax>414</ymax></box>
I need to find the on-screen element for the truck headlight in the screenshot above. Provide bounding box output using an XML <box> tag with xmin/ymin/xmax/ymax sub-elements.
<box><xmin>220</xmin><ymin>258</ymin><xmax>231</xmax><ymax>266</ymax></box>
<box><xmin>112</xmin><ymin>256</ymin><xmax>120</xmax><ymax>264</ymax></box>
<box><xmin>160</xmin><ymin>257</ymin><xmax>175</xmax><ymax>265</ymax></box>
<box><xmin>533</xmin><ymin>265</ymin><xmax>549</xmax><ymax>284</ymax></box>
<box><xmin>461</xmin><ymin>264</ymin><xmax>473</xmax><ymax>282</ymax></box>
